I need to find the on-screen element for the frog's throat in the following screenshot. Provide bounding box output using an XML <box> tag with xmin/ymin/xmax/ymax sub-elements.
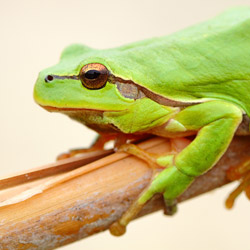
<box><xmin>48</xmin><ymin>73</ymin><xmax>199</xmax><ymax>108</ymax></box>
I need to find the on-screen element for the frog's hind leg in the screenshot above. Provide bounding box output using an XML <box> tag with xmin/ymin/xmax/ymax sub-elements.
<box><xmin>226</xmin><ymin>157</ymin><xmax>250</xmax><ymax>208</ymax></box>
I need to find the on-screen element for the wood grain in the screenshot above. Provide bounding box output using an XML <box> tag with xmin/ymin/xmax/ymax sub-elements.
<box><xmin>0</xmin><ymin>136</ymin><xmax>249</xmax><ymax>250</ymax></box>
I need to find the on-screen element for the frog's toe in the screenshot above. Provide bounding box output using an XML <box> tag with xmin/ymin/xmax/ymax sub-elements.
<box><xmin>245</xmin><ymin>185</ymin><xmax>250</xmax><ymax>200</ymax></box>
<box><xmin>57</xmin><ymin>152</ymin><xmax>72</xmax><ymax>160</ymax></box>
<box><xmin>56</xmin><ymin>149</ymin><xmax>87</xmax><ymax>160</ymax></box>
<box><xmin>163</xmin><ymin>198</ymin><xmax>178</xmax><ymax>215</ymax></box>
<box><xmin>226</xmin><ymin>158</ymin><xmax>250</xmax><ymax>208</ymax></box>
<box><xmin>109</xmin><ymin>222</ymin><xmax>126</xmax><ymax>236</ymax></box>
<box><xmin>117</xmin><ymin>143</ymin><xmax>160</xmax><ymax>169</ymax></box>
<box><xmin>56</xmin><ymin>147</ymin><xmax>101</xmax><ymax>160</ymax></box>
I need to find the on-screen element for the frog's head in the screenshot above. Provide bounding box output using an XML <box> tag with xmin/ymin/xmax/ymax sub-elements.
<box><xmin>34</xmin><ymin>44</ymin><xmax>145</xmax><ymax>114</ymax></box>
<box><xmin>34</xmin><ymin>44</ymin><xmax>181</xmax><ymax>133</ymax></box>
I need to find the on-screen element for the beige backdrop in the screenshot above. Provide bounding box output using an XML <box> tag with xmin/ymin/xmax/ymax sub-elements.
<box><xmin>0</xmin><ymin>0</ymin><xmax>249</xmax><ymax>249</ymax></box>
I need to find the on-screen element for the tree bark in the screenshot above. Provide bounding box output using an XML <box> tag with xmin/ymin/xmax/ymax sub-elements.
<box><xmin>0</xmin><ymin>136</ymin><xmax>249</xmax><ymax>250</ymax></box>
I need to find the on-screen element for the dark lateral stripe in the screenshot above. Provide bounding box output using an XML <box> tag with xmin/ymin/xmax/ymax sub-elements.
<box><xmin>51</xmin><ymin>75</ymin><xmax>79</xmax><ymax>80</ymax></box>
<box><xmin>50</xmin><ymin>73</ymin><xmax>198</xmax><ymax>107</ymax></box>
<box><xmin>108</xmin><ymin>74</ymin><xmax>198</xmax><ymax>107</ymax></box>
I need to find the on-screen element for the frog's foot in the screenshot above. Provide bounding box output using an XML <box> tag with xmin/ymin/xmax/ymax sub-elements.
<box><xmin>109</xmin><ymin>165</ymin><xmax>194</xmax><ymax>236</ymax></box>
<box><xmin>226</xmin><ymin>157</ymin><xmax>250</xmax><ymax>208</ymax></box>
<box><xmin>57</xmin><ymin>134</ymin><xmax>116</xmax><ymax>160</ymax></box>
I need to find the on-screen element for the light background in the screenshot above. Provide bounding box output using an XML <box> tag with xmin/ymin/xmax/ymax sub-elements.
<box><xmin>0</xmin><ymin>0</ymin><xmax>249</xmax><ymax>249</ymax></box>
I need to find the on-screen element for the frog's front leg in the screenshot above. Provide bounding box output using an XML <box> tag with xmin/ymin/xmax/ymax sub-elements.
<box><xmin>57</xmin><ymin>133</ymin><xmax>116</xmax><ymax>160</ymax></box>
<box><xmin>109</xmin><ymin>101</ymin><xmax>242</xmax><ymax>236</ymax></box>
<box><xmin>57</xmin><ymin>133</ymin><xmax>150</xmax><ymax>160</ymax></box>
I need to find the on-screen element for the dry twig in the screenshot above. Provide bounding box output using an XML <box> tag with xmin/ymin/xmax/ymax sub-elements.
<box><xmin>0</xmin><ymin>136</ymin><xmax>249</xmax><ymax>249</ymax></box>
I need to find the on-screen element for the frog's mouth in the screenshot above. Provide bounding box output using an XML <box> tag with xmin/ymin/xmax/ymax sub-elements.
<box><xmin>41</xmin><ymin>105</ymin><xmax>122</xmax><ymax>113</ymax></box>
<box><xmin>42</xmin><ymin>106</ymin><xmax>83</xmax><ymax>112</ymax></box>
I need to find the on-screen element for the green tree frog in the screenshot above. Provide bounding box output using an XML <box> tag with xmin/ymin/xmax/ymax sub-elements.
<box><xmin>34</xmin><ymin>7</ymin><xmax>250</xmax><ymax>236</ymax></box>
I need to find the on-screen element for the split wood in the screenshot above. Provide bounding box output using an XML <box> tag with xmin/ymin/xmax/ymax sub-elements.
<box><xmin>0</xmin><ymin>136</ymin><xmax>249</xmax><ymax>249</ymax></box>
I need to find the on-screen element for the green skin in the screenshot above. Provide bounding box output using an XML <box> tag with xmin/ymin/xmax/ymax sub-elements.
<box><xmin>34</xmin><ymin>8</ymin><xmax>250</xmax><ymax>215</ymax></box>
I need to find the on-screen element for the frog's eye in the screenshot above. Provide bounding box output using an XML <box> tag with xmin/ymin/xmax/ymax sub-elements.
<box><xmin>79</xmin><ymin>63</ymin><xmax>109</xmax><ymax>89</ymax></box>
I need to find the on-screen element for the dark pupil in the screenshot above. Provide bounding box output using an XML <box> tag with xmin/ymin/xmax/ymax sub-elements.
<box><xmin>84</xmin><ymin>70</ymin><xmax>100</xmax><ymax>80</ymax></box>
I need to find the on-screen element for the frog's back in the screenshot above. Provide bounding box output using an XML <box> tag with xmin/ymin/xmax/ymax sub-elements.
<box><xmin>102</xmin><ymin>7</ymin><xmax>250</xmax><ymax>117</ymax></box>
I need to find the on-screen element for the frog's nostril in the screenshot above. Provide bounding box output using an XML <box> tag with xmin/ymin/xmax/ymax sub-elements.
<box><xmin>45</xmin><ymin>75</ymin><xmax>54</xmax><ymax>82</ymax></box>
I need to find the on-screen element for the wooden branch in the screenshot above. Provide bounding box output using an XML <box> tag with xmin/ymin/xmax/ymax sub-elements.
<box><xmin>0</xmin><ymin>136</ymin><xmax>249</xmax><ymax>249</ymax></box>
